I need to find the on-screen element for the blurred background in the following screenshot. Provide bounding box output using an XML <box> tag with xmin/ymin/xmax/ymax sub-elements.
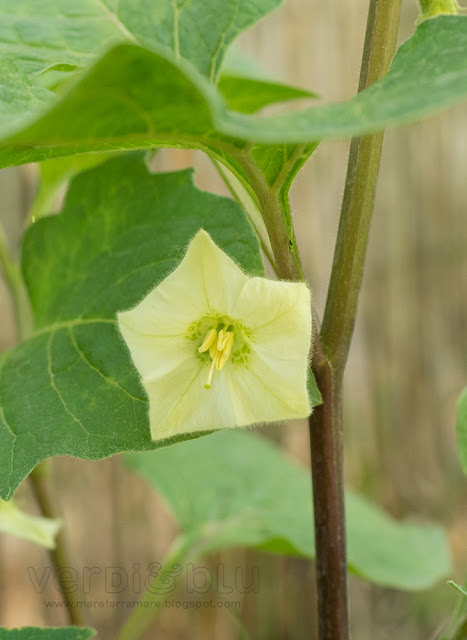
<box><xmin>0</xmin><ymin>0</ymin><xmax>466</xmax><ymax>638</ymax></box>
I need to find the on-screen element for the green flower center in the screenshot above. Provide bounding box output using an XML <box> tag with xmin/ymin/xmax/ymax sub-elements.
<box><xmin>187</xmin><ymin>315</ymin><xmax>252</xmax><ymax>389</ymax></box>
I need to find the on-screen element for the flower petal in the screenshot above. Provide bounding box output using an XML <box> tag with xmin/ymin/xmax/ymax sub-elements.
<box><xmin>117</xmin><ymin>326</ymin><xmax>191</xmax><ymax>381</ymax></box>
<box><xmin>228</xmin><ymin>277</ymin><xmax>311</xmax><ymax>423</ymax></box>
<box><xmin>147</xmin><ymin>357</ymin><xmax>237</xmax><ymax>439</ymax></box>
<box><xmin>236</xmin><ymin>277</ymin><xmax>312</xmax><ymax>368</ymax></box>
<box><xmin>187</xmin><ymin>229</ymin><xmax>250</xmax><ymax>315</ymax></box>
<box><xmin>235</xmin><ymin>277</ymin><xmax>311</xmax><ymax>336</ymax></box>
<box><xmin>226</xmin><ymin>353</ymin><xmax>311</xmax><ymax>425</ymax></box>
<box><xmin>125</xmin><ymin>229</ymin><xmax>248</xmax><ymax>322</ymax></box>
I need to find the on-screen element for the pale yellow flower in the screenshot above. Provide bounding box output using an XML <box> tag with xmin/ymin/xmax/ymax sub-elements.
<box><xmin>118</xmin><ymin>230</ymin><xmax>312</xmax><ymax>441</ymax></box>
<box><xmin>0</xmin><ymin>499</ymin><xmax>61</xmax><ymax>548</ymax></box>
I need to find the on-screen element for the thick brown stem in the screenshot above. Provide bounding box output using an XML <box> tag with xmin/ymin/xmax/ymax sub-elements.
<box><xmin>309</xmin><ymin>335</ymin><xmax>348</xmax><ymax>640</ymax></box>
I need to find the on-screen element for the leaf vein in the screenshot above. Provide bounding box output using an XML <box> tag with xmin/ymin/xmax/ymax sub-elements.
<box><xmin>68</xmin><ymin>325</ymin><xmax>146</xmax><ymax>403</ymax></box>
<box><xmin>46</xmin><ymin>330</ymin><xmax>91</xmax><ymax>436</ymax></box>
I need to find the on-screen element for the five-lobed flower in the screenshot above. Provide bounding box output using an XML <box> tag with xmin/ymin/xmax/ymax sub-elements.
<box><xmin>118</xmin><ymin>230</ymin><xmax>312</xmax><ymax>441</ymax></box>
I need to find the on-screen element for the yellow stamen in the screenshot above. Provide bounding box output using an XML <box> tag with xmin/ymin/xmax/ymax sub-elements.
<box><xmin>202</xmin><ymin>327</ymin><xmax>235</xmax><ymax>388</ymax></box>
<box><xmin>217</xmin><ymin>333</ymin><xmax>234</xmax><ymax>370</ymax></box>
<box><xmin>217</xmin><ymin>325</ymin><xmax>231</xmax><ymax>350</ymax></box>
<box><xmin>204</xmin><ymin>358</ymin><xmax>216</xmax><ymax>389</ymax></box>
<box><xmin>209</xmin><ymin>342</ymin><xmax>218</xmax><ymax>360</ymax></box>
<box><xmin>198</xmin><ymin>328</ymin><xmax>217</xmax><ymax>353</ymax></box>
<box><xmin>214</xmin><ymin>350</ymin><xmax>223</xmax><ymax>371</ymax></box>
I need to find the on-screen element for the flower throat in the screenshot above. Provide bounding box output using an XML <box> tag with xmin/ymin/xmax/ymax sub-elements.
<box><xmin>198</xmin><ymin>325</ymin><xmax>235</xmax><ymax>389</ymax></box>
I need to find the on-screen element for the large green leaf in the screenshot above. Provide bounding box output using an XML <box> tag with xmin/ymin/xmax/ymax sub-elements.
<box><xmin>457</xmin><ymin>387</ymin><xmax>467</xmax><ymax>474</ymax></box>
<box><xmin>0</xmin><ymin>155</ymin><xmax>263</xmax><ymax>499</ymax></box>
<box><xmin>126</xmin><ymin>430</ymin><xmax>452</xmax><ymax>590</ymax></box>
<box><xmin>0</xmin><ymin>0</ymin><xmax>282</xmax><ymax>80</ymax></box>
<box><xmin>0</xmin><ymin>0</ymin><xmax>318</xmax><ymax>203</ymax></box>
<box><xmin>0</xmin><ymin>17</ymin><xmax>466</xmax><ymax>170</ymax></box>
<box><xmin>0</xmin><ymin>629</ymin><xmax>95</xmax><ymax>640</ymax></box>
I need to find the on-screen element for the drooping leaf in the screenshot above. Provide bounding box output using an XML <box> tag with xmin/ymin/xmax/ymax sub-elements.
<box><xmin>0</xmin><ymin>155</ymin><xmax>263</xmax><ymax>499</ymax></box>
<box><xmin>221</xmin><ymin>16</ymin><xmax>467</xmax><ymax>143</ymax></box>
<box><xmin>456</xmin><ymin>387</ymin><xmax>467</xmax><ymax>474</ymax></box>
<box><xmin>0</xmin><ymin>499</ymin><xmax>61</xmax><ymax>548</ymax></box>
<box><xmin>0</xmin><ymin>629</ymin><xmax>95</xmax><ymax>640</ymax></box>
<box><xmin>0</xmin><ymin>17</ymin><xmax>466</xmax><ymax>170</ymax></box>
<box><xmin>126</xmin><ymin>430</ymin><xmax>452</xmax><ymax>590</ymax></box>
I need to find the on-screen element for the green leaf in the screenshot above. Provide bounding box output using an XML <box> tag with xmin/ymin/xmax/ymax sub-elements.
<box><xmin>0</xmin><ymin>155</ymin><xmax>263</xmax><ymax>500</ymax></box>
<box><xmin>0</xmin><ymin>499</ymin><xmax>61</xmax><ymax>548</ymax></box>
<box><xmin>30</xmin><ymin>151</ymin><xmax>117</xmax><ymax>222</ymax></box>
<box><xmin>0</xmin><ymin>629</ymin><xmax>95</xmax><ymax>640</ymax></box>
<box><xmin>448</xmin><ymin>580</ymin><xmax>467</xmax><ymax>598</ymax></box>
<box><xmin>125</xmin><ymin>430</ymin><xmax>452</xmax><ymax>590</ymax></box>
<box><xmin>0</xmin><ymin>55</ymin><xmax>51</xmax><ymax>136</ymax></box>
<box><xmin>218</xmin><ymin>75</ymin><xmax>316</xmax><ymax>114</ymax></box>
<box><xmin>456</xmin><ymin>387</ymin><xmax>467</xmax><ymax>474</ymax></box>
<box><xmin>0</xmin><ymin>0</ymin><xmax>282</xmax><ymax>80</ymax></box>
<box><xmin>1</xmin><ymin>17</ymin><xmax>467</xmax><ymax>170</ymax></box>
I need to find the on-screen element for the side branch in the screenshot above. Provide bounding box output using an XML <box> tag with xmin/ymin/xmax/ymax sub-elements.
<box><xmin>29</xmin><ymin>465</ymin><xmax>84</xmax><ymax>626</ymax></box>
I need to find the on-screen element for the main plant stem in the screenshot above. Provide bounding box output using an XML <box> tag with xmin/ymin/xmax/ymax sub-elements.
<box><xmin>239</xmin><ymin>1</ymin><xmax>402</xmax><ymax>638</ymax></box>
<box><xmin>312</xmin><ymin>1</ymin><xmax>402</xmax><ymax>639</ymax></box>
